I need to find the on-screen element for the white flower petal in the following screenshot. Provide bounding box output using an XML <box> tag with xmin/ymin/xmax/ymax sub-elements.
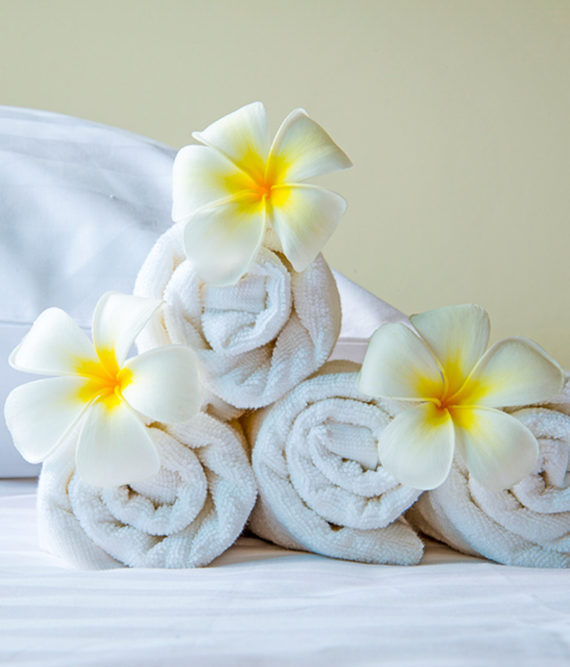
<box><xmin>456</xmin><ymin>337</ymin><xmax>564</xmax><ymax>408</ymax></box>
<box><xmin>192</xmin><ymin>101</ymin><xmax>269</xmax><ymax>182</ymax></box>
<box><xmin>378</xmin><ymin>402</ymin><xmax>455</xmax><ymax>490</ymax></box>
<box><xmin>122</xmin><ymin>345</ymin><xmax>201</xmax><ymax>423</ymax></box>
<box><xmin>359</xmin><ymin>322</ymin><xmax>444</xmax><ymax>401</ymax></box>
<box><xmin>453</xmin><ymin>406</ymin><xmax>539</xmax><ymax>491</ymax></box>
<box><xmin>4</xmin><ymin>376</ymin><xmax>91</xmax><ymax>463</ymax></box>
<box><xmin>76</xmin><ymin>400</ymin><xmax>160</xmax><ymax>487</ymax></box>
<box><xmin>410</xmin><ymin>304</ymin><xmax>490</xmax><ymax>396</ymax></box>
<box><xmin>92</xmin><ymin>292</ymin><xmax>162</xmax><ymax>366</ymax></box>
<box><xmin>268</xmin><ymin>184</ymin><xmax>346</xmax><ymax>272</ymax></box>
<box><xmin>9</xmin><ymin>308</ymin><xmax>96</xmax><ymax>376</ymax></box>
<box><xmin>267</xmin><ymin>108</ymin><xmax>352</xmax><ymax>182</ymax></box>
<box><xmin>183</xmin><ymin>195</ymin><xmax>265</xmax><ymax>285</ymax></box>
<box><xmin>171</xmin><ymin>145</ymin><xmax>254</xmax><ymax>223</ymax></box>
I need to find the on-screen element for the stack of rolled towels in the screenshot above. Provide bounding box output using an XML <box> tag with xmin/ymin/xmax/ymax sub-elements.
<box><xmin>37</xmin><ymin>214</ymin><xmax>430</xmax><ymax>567</ymax></box>
<box><xmin>130</xmin><ymin>222</ymin><xmax>425</xmax><ymax>566</ymax></box>
<box><xmin>39</xmin><ymin>214</ymin><xmax>569</xmax><ymax>569</ymax></box>
<box><xmin>32</xmin><ymin>103</ymin><xmax>568</xmax><ymax>570</ymax></box>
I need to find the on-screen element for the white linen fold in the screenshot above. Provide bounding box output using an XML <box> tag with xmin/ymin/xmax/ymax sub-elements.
<box><xmin>407</xmin><ymin>380</ymin><xmax>570</xmax><ymax>568</ymax></box>
<box><xmin>37</xmin><ymin>413</ymin><xmax>257</xmax><ymax>569</ymax></box>
<box><xmin>134</xmin><ymin>223</ymin><xmax>341</xmax><ymax>410</ymax></box>
<box><xmin>245</xmin><ymin>361</ymin><xmax>424</xmax><ymax>565</ymax></box>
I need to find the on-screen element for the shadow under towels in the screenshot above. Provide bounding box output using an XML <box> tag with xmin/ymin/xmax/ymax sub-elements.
<box><xmin>134</xmin><ymin>223</ymin><xmax>341</xmax><ymax>411</ymax></box>
<box><xmin>407</xmin><ymin>380</ymin><xmax>570</xmax><ymax>568</ymax></box>
<box><xmin>37</xmin><ymin>413</ymin><xmax>257</xmax><ymax>568</ymax></box>
<box><xmin>244</xmin><ymin>361</ymin><xmax>424</xmax><ymax>565</ymax></box>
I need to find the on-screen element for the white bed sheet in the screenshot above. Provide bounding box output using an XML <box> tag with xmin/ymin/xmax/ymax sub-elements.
<box><xmin>1</xmin><ymin>480</ymin><xmax>568</xmax><ymax>666</ymax></box>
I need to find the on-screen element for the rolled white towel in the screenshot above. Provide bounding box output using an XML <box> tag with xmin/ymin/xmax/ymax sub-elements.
<box><xmin>134</xmin><ymin>224</ymin><xmax>341</xmax><ymax>411</ymax></box>
<box><xmin>244</xmin><ymin>361</ymin><xmax>424</xmax><ymax>565</ymax></box>
<box><xmin>407</xmin><ymin>380</ymin><xmax>570</xmax><ymax>568</ymax></box>
<box><xmin>37</xmin><ymin>413</ymin><xmax>257</xmax><ymax>569</ymax></box>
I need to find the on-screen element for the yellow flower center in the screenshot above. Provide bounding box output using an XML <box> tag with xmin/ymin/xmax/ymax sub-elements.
<box><xmin>238</xmin><ymin>150</ymin><xmax>291</xmax><ymax>207</ymax></box>
<box><xmin>76</xmin><ymin>349</ymin><xmax>133</xmax><ymax>410</ymax></box>
<box><xmin>432</xmin><ymin>394</ymin><xmax>454</xmax><ymax>411</ymax></box>
<box><xmin>252</xmin><ymin>179</ymin><xmax>273</xmax><ymax>200</ymax></box>
<box><xmin>425</xmin><ymin>364</ymin><xmax>484</xmax><ymax>416</ymax></box>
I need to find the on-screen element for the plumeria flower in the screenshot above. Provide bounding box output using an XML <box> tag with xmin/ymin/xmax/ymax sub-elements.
<box><xmin>172</xmin><ymin>101</ymin><xmax>352</xmax><ymax>285</ymax></box>
<box><xmin>4</xmin><ymin>292</ymin><xmax>201</xmax><ymax>487</ymax></box>
<box><xmin>359</xmin><ymin>304</ymin><xmax>564</xmax><ymax>491</ymax></box>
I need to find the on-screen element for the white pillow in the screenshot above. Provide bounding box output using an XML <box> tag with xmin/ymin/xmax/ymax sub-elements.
<box><xmin>0</xmin><ymin>107</ymin><xmax>174</xmax><ymax>476</ymax></box>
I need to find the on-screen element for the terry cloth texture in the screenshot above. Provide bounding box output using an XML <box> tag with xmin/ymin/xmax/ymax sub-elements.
<box><xmin>134</xmin><ymin>223</ymin><xmax>341</xmax><ymax>411</ymax></box>
<box><xmin>407</xmin><ymin>380</ymin><xmax>570</xmax><ymax>568</ymax></box>
<box><xmin>244</xmin><ymin>361</ymin><xmax>424</xmax><ymax>565</ymax></box>
<box><xmin>37</xmin><ymin>413</ymin><xmax>257</xmax><ymax>569</ymax></box>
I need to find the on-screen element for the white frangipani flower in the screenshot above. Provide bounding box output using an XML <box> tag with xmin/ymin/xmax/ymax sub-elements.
<box><xmin>4</xmin><ymin>292</ymin><xmax>201</xmax><ymax>487</ymax></box>
<box><xmin>359</xmin><ymin>304</ymin><xmax>564</xmax><ymax>491</ymax></box>
<box><xmin>172</xmin><ymin>101</ymin><xmax>352</xmax><ymax>285</ymax></box>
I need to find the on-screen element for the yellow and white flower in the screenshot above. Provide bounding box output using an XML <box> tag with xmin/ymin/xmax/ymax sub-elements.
<box><xmin>172</xmin><ymin>102</ymin><xmax>352</xmax><ymax>285</ymax></box>
<box><xmin>4</xmin><ymin>292</ymin><xmax>201</xmax><ymax>487</ymax></box>
<box><xmin>359</xmin><ymin>304</ymin><xmax>564</xmax><ymax>491</ymax></box>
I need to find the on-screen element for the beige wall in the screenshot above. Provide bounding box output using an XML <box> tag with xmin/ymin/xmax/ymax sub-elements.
<box><xmin>2</xmin><ymin>0</ymin><xmax>569</xmax><ymax>365</ymax></box>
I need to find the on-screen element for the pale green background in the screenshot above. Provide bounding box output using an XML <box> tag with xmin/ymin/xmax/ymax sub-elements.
<box><xmin>2</xmin><ymin>0</ymin><xmax>568</xmax><ymax>365</ymax></box>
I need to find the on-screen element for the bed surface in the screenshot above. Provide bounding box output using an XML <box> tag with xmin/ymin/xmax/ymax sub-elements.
<box><xmin>1</xmin><ymin>480</ymin><xmax>568</xmax><ymax>666</ymax></box>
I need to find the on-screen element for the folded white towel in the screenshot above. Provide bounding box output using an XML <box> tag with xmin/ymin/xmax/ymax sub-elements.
<box><xmin>37</xmin><ymin>413</ymin><xmax>257</xmax><ymax>569</ymax></box>
<box><xmin>245</xmin><ymin>361</ymin><xmax>424</xmax><ymax>565</ymax></box>
<box><xmin>134</xmin><ymin>224</ymin><xmax>341</xmax><ymax>411</ymax></box>
<box><xmin>407</xmin><ymin>380</ymin><xmax>570</xmax><ymax>568</ymax></box>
